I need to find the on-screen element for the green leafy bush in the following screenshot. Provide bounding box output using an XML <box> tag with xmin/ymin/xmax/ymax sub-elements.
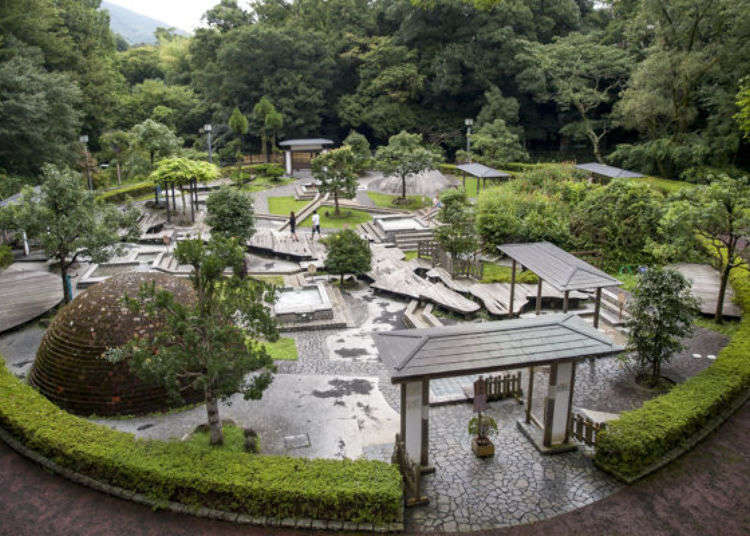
<box><xmin>0</xmin><ymin>244</ymin><xmax>12</xmax><ymax>269</ymax></box>
<box><xmin>250</xmin><ymin>163</ymin><xmax>284</xmax><ymax>180</ymax></box>
<box><xmin>0</xmin><ymin>363</ymin><xmax>402</xmax><ymax>523</ymax></box>
<box><xmin>96</xmin><ymin>181</ymin><xmax>155</xmax><ymax>204</ymax></box>
<box><xmin>595</xmin><ymin>265</ymin><xmax>750</xmax><ymax>479</ymax></box>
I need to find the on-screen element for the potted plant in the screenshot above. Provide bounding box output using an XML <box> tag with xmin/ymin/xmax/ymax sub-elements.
<box><xmin>468</xmin><ymin>412</ymin><xmax>498</xmax><ymax>458</ymax></box>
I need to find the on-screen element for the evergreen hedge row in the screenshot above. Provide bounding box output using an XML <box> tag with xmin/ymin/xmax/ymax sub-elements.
<box><xmin>96</xmin><ymin>181</ymin><xmax>155</xmax><ymax>204</ymax></box>
<box><xmin>0</xmin><ymin>365</ymin><xmax>402</xmax><ymax>523</ymax></box>
<box><xmin>594</xmin><ymin>265</ymin><xmax>750</xmax><ymax>479</ymax></box>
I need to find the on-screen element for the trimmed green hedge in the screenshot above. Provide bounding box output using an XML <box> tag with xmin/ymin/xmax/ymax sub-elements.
<box><xmin>0</xmin><ymin>364</ymin><xmax>402</xmax><ymax>523</ymax></box>
<box><xmin>595</xmin><ymin>265</ymin><xmax>750</xmax><ymax>479</ymax></box>
<box><xmin>96</xmin><ymin>181</ymin><xmax>155</xmax><ymax>204</ymax></box>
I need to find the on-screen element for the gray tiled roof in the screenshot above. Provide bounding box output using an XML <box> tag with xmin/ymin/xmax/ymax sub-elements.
<box><xmin>0</xmin><ymin>186</ymin><xmax>41</xmax><ymax>208</ymax></box>
<box><xmin>575</xmin><ymin>162</ymin><xmax>644</xmax><ymax>178</ymax></box>
<box><xmin>378</xmin><ymin>313</ymin><xmax>623</xmax><ymax>383</ymax></box>
<box><xmin>279</xmin><ymin>138</ymin><xmax>334</xmax><ymax>147</ymax></box>
<box><xmin>455</xmin><ymin>163</ymin><xmax>510</xmax><ymax>179</ymax></box>
<box><xmin>497</xmin><ymin>241</ymin><xmax>621</xmax><ymax>291</ymax></box>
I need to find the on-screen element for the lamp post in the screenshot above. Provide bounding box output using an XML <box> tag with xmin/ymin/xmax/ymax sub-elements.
<box><xmin>79</xmin><ymin>135</ymin><xmax>92</xmax><ymax>190</ymax></box>
<box><xmin>464</xmin><ymin>118</ymin><xmax>473</xmax><ymax>163</ymax></box>
<box><xmin>204</xmin><ymin>124</ymin><xmax>213</xmax><ymax>164</ymax></box>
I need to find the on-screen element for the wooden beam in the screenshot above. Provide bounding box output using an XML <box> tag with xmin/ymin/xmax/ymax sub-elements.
<box><xmin>525</xmin><ymin>366</ymin><xmax>535</xmax><ymax>424</ymax></box>
<box><xmin>543</xmin><ymin>363</ymin><xmax>557</xmax><ymax>447</ymax></box>
<box><xmin>535</xmin><ymin>278</ymin><xmax>543</xmax><ymax>315</ymax></box>
<box><xmin>421</xmin><ymin>379</ymin><xmax>430</xmax><ymax>469</ymax></box>
<box><xmin>594</xmin><ymin>287</ymin><xmax>602</xmax><ymax>329</ymax></box>
<box><xmin>563</xmin><ymin>290</ymin><xmax>569</xmax><ymax>313</ymax></box>
<box><xmin>564</xmin><ymin>361</ymin><xmax>577</xmax><ymax>443</ymax></box>
<box><xmin>400</xmin><ymin>384</ymin><xmax>406</xmax><ymax>439</ymax></box>
<box><xmin>509</xmin><ymin>259</ymin><xmax>516</xmax><ymax>315</ymax></box>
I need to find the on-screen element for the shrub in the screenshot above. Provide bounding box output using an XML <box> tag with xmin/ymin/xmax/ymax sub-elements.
<box><xmin>250</xmin><ymin>163</ymin><xmax>284</xmax><ymax>180</ymax></box>
<box><xmin>595</xmin><ymin>264</ymin><xmax>750</xmax><ymax>479</ymax></box>
<box><xmin>0</xmin><ymin>361</ymin><xmax>402</xmax><ymax>523</ymax></box>
<box><xmin>438</xmin><ymin>163</ymin><xmax>458</xmax><ymax>175</ymax></box>
<box><xmin>0</xmin><ymin>244</ymin><xmax>12</xmax><ymax>269</ymax></box>
<box><xmin>96</xmin><ymin>181</ymin><xmax>155</xmax><ymax>204</ymax></box>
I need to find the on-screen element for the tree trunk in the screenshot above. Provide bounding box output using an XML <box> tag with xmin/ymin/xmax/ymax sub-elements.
<box><xmin>60</xmin><ymin>264</ymin><xmax>72</xmax><ymax>304</ymax></box>
<box><xmin>340</xmin><ymin>273</ymin><xmax>344</xmax><ymax>286</ymax></box>
<box><xmin>401</xmin><ymin>173</ymin><xmax>406</xmax><ymax>199</ymax></box>
<box><xmin>715</xmin><ymin>264</ymin><xmax>732</xmax><ymax>324</ymax></box>
<box><xmin>590</xmin><ymin>132</ymin><xmax>604</xmax><ymax>164</ymax></box>
<box><xmin>205</xmin><ymin>392</ymin><xmax>223</xmax><ymax>446</ymax></box>
<box><xmin>262</xmin><ymin>134</ymin><xmax>269</xmax><ymax>163</ymax></box>
<box><xmin>116</xmin><ymin>161</ymin><xmax>122</xmax><ymax>186</ymax></box>
<box><xmin>150</xmin><ymin>151</ymin><xmax>155</xmax><ymax>170</ymax></box>
<box><xmin>652</xmin><ymin>357</ymin><xmax>661</xmax><ymax>386</ymax></box>
<box><xmin>334</xmin><ymin>191</ymin><xmax>340</xmax><ymax>216</ymax></box>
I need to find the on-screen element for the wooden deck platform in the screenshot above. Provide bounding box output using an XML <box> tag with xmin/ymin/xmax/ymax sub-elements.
<box><xmin>0</xmin><ymin>270</ymin><xmax>63</xmax><ymax>333</ymax></box>
<box><xmin>247</xmin><ymin>231</ymin><xmax>326</xmax><ymax>261</ymax></box>
<box><xmin>669</xmin><ymin>263</ymin><xmax>743</xmax><ymax>318</ymax></box>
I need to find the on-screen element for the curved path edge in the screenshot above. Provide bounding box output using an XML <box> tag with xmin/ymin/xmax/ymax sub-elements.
<box><xmin>0</xmin><ymin>425</ymin><xmax>402</xmax><ymax>534</ymax></box>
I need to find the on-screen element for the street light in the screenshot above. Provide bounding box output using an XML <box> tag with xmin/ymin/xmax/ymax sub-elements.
<box><xmin>203</xmin><ymin>124</ymin><xmax>213</xmax><ymax>164</ymax></box>
<box><xmin>464</xmin><ymin>118</ymin><xmax>473</xmax><ymax>163</ymax></box>
<box><xmin>79</xmin><ymin>135</ymin><xmax>92</xmax><ymax>190</ymax></box>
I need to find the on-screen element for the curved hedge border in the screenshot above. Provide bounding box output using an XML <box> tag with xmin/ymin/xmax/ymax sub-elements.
<box><xmin>595</xmin><ymin>265</ymin><xmax>750</xmax><ymax>480</ymax></box>
<box><xmin>96</xmin><ymin>181</ymin><xmax>155</xmax><ymax>204</ymax></box>
<box><xmin>0</xmin><ymin>364</ymin><xmax>402</xmax><ymax>525</ymax></box>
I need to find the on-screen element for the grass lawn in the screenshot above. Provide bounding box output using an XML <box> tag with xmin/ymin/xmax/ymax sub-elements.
<box><xmin>186</xmin><ymin>423</ymin><xmax>247</xmax><ymax>452</ymax></box>
<box><xmin>366</xmin><ymin>191</ymin><xmax>431</xmax><ymax>210</ymax></box>
<box><xmin>267</xmin><ymin>196</ymin><xmax>372</xmax><ymax>229</ymax></box>
<box><xmin>242</xmin><ymin>176</ymin><xmax>295</xmax><ymax>193</ymax></box>
<box><xmin>263</xmin><ymin>337</ymin><xmax>298</xmax><ymax>361</ymax></box>
<box><xmin>481</xmin><ymin>262</ymin><xmax>539</xmax><ymax>284</ymax></box>
<box><xmin>694</xmin><ymin>317</ymin><xmax>741</xmax><ymax>338</ymax></box>
<box><xmin>251</xmin><ymin>275</ymin><xmax>285</xmax><ymax>286</ymax></box>
<box><xmin>404</xmin><ymin>250</ymin><xmax>418</xmax><ymax>261</ymax></box>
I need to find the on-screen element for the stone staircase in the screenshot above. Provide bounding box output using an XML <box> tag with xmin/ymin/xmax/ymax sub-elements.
<box><xmin>394</xmin><ymin>230</ymin><xmax>435</xmax><ymax>251</ymax></box>
<box><xmin>357</xmin><ymin>221</ymin><xmax>389</xmax><ymax>243</ymax></box>
<box><xmin>597</xmin><ymin>287</ymin><xmax>631</xmax><ymax>327</ymax></box>
<box><xmin>404</xmin><ymin>300</ymin><xmax>443</xmax><ymax>328</ymax></box>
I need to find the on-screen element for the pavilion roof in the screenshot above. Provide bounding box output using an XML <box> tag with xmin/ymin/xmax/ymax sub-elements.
<box><xmin>497</xmin><ymin>241</ymin><xmax>621</xmax><ymax>292</ymax></box>
<box><xmin>378</xmin><ymin>313</ymin><xmax>623</xmax><ymax>383</ymax></box>
<box><xmin>455</xmin><ymin>163</ymin><xmax>510</xmax><ymax>179</ymax></box>
<box><xmin>279</xmin><ymin>138</ymin><xmax>334</xmax><ymax>147</ymax></box>
<box><xmin>0</xmin><ymin>186</ymin><xmax>41</xmax><ymax>208</ymax></box>
<box><xmin>575</xmin><ymin>162</ymin><xmax>644</xmax><ymax>179</ymax></box>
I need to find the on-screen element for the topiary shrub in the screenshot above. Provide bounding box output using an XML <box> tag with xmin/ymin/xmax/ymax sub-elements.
<box><xmin>96</xmin><ymin>181</ymin><xmax>155</xmax><ymax>204</ymax></box>
<box><xmin>0</xmin><ymin>244</ymin><xmax>12</xmax><ymax>269</ymax></box>
<box><xmin>250</xmin><ymin>163</ymin><xmax>284</xmax><ymax>181</ymax></box>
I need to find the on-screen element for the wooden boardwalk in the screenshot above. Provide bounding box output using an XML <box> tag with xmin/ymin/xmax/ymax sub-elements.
<box><xmin>247</xmin><ymin>231</ymin><xmax>326</xmax><ymax>261</ymax></box>
<box><xmin>0</xmin><ymin>270</ymin><xmax>63</xmax><ymax>333</ymax></box>
<box><xmin>669</xmin><ymin>263</ymin><xmax>743</xmax><ymax>318</ymax></box>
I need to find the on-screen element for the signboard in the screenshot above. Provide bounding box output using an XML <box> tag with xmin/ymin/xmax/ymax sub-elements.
<box><xmin>473</xmin><ymin>377</ymin><xmax>489</xmax><ymax>412</ymax></box>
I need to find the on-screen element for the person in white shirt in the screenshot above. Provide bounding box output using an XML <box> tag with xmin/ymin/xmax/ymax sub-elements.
<box><xmin>311</xmin><ymin>210</ymin><xmax>321</xmax><ymax>238</ymax></box>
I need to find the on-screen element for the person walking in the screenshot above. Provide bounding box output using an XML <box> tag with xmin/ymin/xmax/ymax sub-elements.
<box><xmin>311</xmin><ymin>210</ymin><xmax>321</xmax><ymax>238</ymax></box>
<box><xmin>289</xmin><ymin>211</ymin><xmax>298</xmax><ymax>241</ymax></box>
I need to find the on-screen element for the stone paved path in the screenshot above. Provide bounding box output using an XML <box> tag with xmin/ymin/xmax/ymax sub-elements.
<box><xmin>1</xmin><ymin>401</ymin><xmax>747</xmax><ymax>536</ymax></box>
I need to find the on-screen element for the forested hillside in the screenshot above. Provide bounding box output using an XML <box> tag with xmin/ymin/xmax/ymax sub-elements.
<box><xmin>101</xmin><ymin>2</ymin><xmax>188</xmax><ymax>46</ymax></box>
<box><xmin>1</xmin><ymin>0</ymin><xmax>749</xmax><ymax>195</ymax></box>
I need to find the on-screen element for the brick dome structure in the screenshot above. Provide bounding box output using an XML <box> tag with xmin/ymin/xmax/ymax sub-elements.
<box><xmin>29</xmin><ymin>272</ymin><xmax>202</xmax><ymax>416</ymax></box>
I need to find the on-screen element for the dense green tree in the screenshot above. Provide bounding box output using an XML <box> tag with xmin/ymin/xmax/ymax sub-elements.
<box><xmin>435</xmin><ymin>189</ymin><xmax>478</xmax><ymax>263</ymax></box>
<box><xmin>626</xmin><ymin>268</ymin><xmax>698</xmax><ymax>386</ymax></box>
<box><xmin>736</xmin><ymin>78</ymin><xmax>750</xmax><ymax>139</ymax></box>
<box><xmin>206</xmin><ymin>188</ymin><xmax>256</xmax><ymax>241</ymax></box>
<box><xmin>649</xmin><ymin>175</ymin><xmax>750</xmax><ymax>322</ymax></box>
<box><xmin>149</xmin><ymin>157</ymin><xmax>219</xmax><ymax>220</ymax></box>
<box><xmin>130</xmin><ymin>119</ymin><xmax>182</xmax><ymax>170</ymax></box>
<box><xmin>1</xmin><ymin>166</ymin><xmax>139</xmax><ymax>303</ymax></box>
<box><xmin>322</xmin><ymin>229</ymin><xmax>372</xmax><ymax>285</ymax></box>
<box><xmin>517</xmin><ymin>32</ymin><xmax>632</xmax><ymax>163</ymax></box>
<box><xmin>0</xmin><ymin>46</ymin><xmax>82</xmax><ymax>175</ymax></box>
<box><xmin>311</xmin><ymin>147</ymin><xmax>358</xmax><ymax>216</ymax></box>
<box><xmin>109</xmin><ymin>236</ymin><xmax>278</xmax><ymax>445</ymax></box>
<box><xmin>471</xmin><ymin>119</ymin><xmax>529</xmax><ymax>164</ymax></box>
<box><xmin>252</xmin><ymin>96</ymin><xmax>284</xmax><ymax>162</ymax></box>
<box><xmin>99</xmin><ymin>130</ymin><xmax>132</xmax><ymax>185</ymax></box>
<box><xmin>343</xmin><ymin>130</ymin><xmax>372</xmax><ymax>172</ymax></box>
<box><xmin>571</xmin><ymin>181</ymin><xmax>663</xmax><ymax>269</ymax></box>
<box><xmin>375</xmin><ymin>131</ymin><xmax>442</xmax><ymax>200</ymax></box>
<box><xmin>117</xmin><ymin>46</ymin><xmax>164</xmax><ymax>85</ymax></box>
<box><xmin>203</xmin><ymin>0</ymin><xmax>253</xmax><ymax>32</ymax></box>
<box><xmin>228</xmin><ymin>107</ymin><xmax>249</xmax><ymax>151</ymax></box>
<box><xmin>476</xmin><ymin>86</ymin><xmax>520</xmax><ymax>127</ymax></box>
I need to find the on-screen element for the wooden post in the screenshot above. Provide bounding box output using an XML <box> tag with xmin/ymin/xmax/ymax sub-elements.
<box><xmin>421</xmin><ymin>380</ymin><xmax>430</xmax><ymax>470</ymax></box>
<box><xmin>535</xmin><ymin>278</ymin><xmax>543</xmax><ymax>315</ymax></box>
<box><xmin>400</xmin><ymin>383</ymin><xmax>406</xmax><ymax>439</ymax></box>
<box><xmin>564</xmin><ymin>361</ymin><xmax>577</xmax><ymax>443</ymax></box>
<box><xmin>543</xmin><ymin>363</ymin><xmax>557</xmax><ymax>447</ymax></box>
<box><xmin>525</xmin><ymin>366</ymin><xmax>534</xmax><ymax>424</ymax></box>
<box><xmin>593</xmin><ymin>287</ymin><xmax>602</xmax><ymax>329</ymax></box>
<box><xmin>563</xmin><ymin>290</ymin><xmax>569</xmax><ymax>313</ymax></box>
<box><xmin>509</xmin><ymin>259</ymin><xmax>516</xmax><ymax>315</ymax></box>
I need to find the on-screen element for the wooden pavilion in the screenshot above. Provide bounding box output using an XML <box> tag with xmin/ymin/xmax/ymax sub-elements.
<box><xmin>455</xmin><ymin>163</ymin><xmax>510</xmax><ymax>193</ymax></box>
<box><xmin>574</xmin><ymin>162</ymin><xmax>643</xmax><ymax>183</ymax></box>
<box><xmin>279</xmin><ymin>138</ymin><xmax>333</xmax><ymax>175</ymax></box>
<box><xmin>377</xmin><ymin>313</ymin><xmax>624</xmax><ymax>468</ymax></box>
<box><xmin>497</xmin><ymin>242</ymin><xmax>621</xmax><ymax>328</ymax></box>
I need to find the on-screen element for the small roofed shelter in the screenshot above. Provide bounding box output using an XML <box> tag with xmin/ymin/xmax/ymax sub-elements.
<box><xmin>456</xmin><ymin>163</ymin><xmax>510</xmax><ymax>194</ymax></box>
<box><xmin>377</xmin><ymin>314</ymin><xmax>624</xmax><ymax>467</ymax></box>
<box><xmin>0</xmin><ymin>186</ymin><xmax>41</xmax><ymax>256</ymax></box>
<box><xmin>575</xmin><ymin>162</ymin><xmax>643</xmax><ymax>183</ymax></box>
<box><xmin>279</xmin><ymin>138</ymin><xmax>334</xmax><ymax>175</ymax></box>
<box><xmin>497</xmin><ymin>242</ymin><xmax>621</xmax><ymax>328</ymax></box>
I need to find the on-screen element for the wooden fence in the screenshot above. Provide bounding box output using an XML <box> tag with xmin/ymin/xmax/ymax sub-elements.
<box><xmin>479</xmin><ymin>372</ymin><xmax>523</xmax><ymax>402</ymax></box>
<box><xmin>570</xmin><ymin>413</ymin><xmax>606</xmax><ymax>447</ymax></box>
<box><xmin>391</xmin><ymin>433</ymin><xmax>429</xmax><ymax>507</ymax></box>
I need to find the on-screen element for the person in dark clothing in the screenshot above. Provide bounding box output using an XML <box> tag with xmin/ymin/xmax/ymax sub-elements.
<box><xmin>289</xmin><ymin>211</ymin><xmax>298</xmax><ymax>241</ymax></box>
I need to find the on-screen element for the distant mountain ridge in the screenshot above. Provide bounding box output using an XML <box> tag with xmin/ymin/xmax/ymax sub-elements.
<box><xmin>101</xmin><ymin>1</ymin><xmax>189</xmax><ymax>45</ymax></box>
